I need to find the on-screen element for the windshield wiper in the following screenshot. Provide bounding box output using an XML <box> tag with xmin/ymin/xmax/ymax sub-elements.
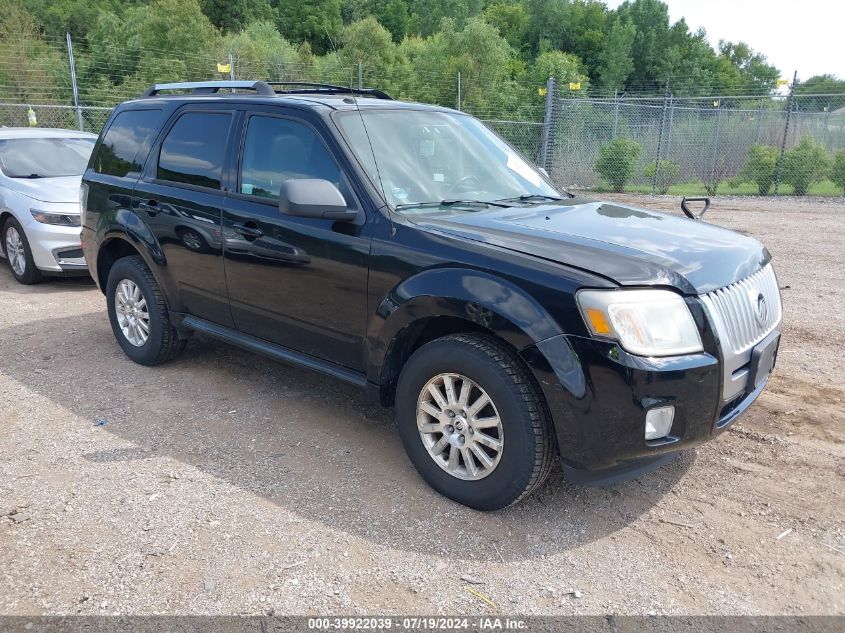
<box><xmin>395</xmin><ymin>199</ymin><xmax>511</xmax><ymax>211</ymax></box>
<box><xmin>494</xmin><ymin>194</ymin><xmax>568</xmax><ymax>204</ymax></box>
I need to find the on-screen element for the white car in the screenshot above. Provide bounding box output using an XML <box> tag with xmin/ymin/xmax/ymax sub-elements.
<box><xmin>0</xmin><ymin>128</ymin><xmax>97</xmax><ymax>284</ymax></box>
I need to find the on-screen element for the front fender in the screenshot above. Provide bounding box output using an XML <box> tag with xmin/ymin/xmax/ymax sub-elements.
<box><xmin>366</xmin><ymin>267</ymin><xmax>564</xmax><ymax>385</ymax></box>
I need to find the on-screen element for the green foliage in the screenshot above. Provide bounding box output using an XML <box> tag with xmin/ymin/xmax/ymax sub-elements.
<box><xmin>734</xmin><ymin>144</ymin><xmax>778</xmax><ymax>195</ymax></box>
<box><xmin>644</xmin><ymin>158</ymin><xmax>679</xmax><ymax>194</ymax></box>
<box><xmin>595</xmin><ymin>137</ymin><xmax>641</xmax><ymax>192</ymax></box>
<box><xmin>781</xmin><ymin>137</ymin><xmax>831</xmax><ymax>196</ymax></box>
<box><xmin>407</xmin><ymin>0</ymin><xmax>483</xmax><ymax>37</ymax></box>
<box><xmin>483</xmin><ymin>2</ymin><xmax>528</xmax><ymax>51</ymax></box>
<box><xmin>831</xmin><ymin>151</ymin><xmax>845</xmax><ymax>195</ymax></box>
<box><xmin>201</xmin><ymin>0</ymin><xmax>274</xmax><ymax>33</ymax></box>
<box><xmin>222</xmin><ymin>21</ymin><xmax>299</xmax><ymax>80</ymax></box>
<box><xmin>275</xmin><ymin>0</ymin><xmax>342</xmax><ymax>55</ymax></box>
<box><xmin>531</xmin><ymin>51</ymin><xmax>589</xmax><ymax>93</ymax></box>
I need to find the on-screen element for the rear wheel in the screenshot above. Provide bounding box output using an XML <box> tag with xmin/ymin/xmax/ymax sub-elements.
<box><xmin>106</xmin><ymin>255</ymin><xmax>186</xmax><ymax>366</ymax></box>
<box><xmin>2</xmin><ymin>217</ymin><xmax>42</xmax><ymax>284</ymax></box>
<box><xmin>395</xmin><ymin>334</ymin><xmax>555</xmax><ymax>510</ymax></box>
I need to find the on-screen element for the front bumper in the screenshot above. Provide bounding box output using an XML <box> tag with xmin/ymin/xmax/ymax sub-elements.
<box><xmin>521</xmin><ymin>330</ymin><xmax>776</xmax><ymax>477</ymax></box>
<box><xmin>22</xmin><ymin>215</ymin><xmax>86</xmax><ymax>273</ymax></box>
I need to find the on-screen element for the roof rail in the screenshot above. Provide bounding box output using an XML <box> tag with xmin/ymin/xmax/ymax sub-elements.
<box><xmin>140</xmin><ymin>80</ymin><xmax>276</xmax><ymax>97</ymax></box>
<box><xmin>265</xmin><ymin>82</ymin><xmax>393</xmax><ymax>100</ymax></box>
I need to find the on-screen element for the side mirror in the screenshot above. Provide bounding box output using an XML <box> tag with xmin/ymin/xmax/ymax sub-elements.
<box><xmin>279</xmin><ymin>179</ymin><xmax>357</xmax><ymax>221</ymax></box>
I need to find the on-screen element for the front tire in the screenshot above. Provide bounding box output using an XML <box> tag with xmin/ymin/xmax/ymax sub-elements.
<box><xmin>395</xmin><ymin>334</ymin><xmax>555</xmax><ymax>510</ymax></box>
<box><xmin>106</xmin><ymin>255</ymin><xmax>186</xmax><ymax>366</ymax></box>
<box><xmin>3</xmin><ymin>217</ymin><xmax>42</xmax><ymax>284</ymax></box>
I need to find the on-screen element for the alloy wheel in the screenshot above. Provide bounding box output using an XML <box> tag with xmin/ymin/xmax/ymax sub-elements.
<box><xmin>416</xmin><ymin>373</ymin><xmax>504</xmax><ymax>481</ymax></box>
<box><xmin>5</xmin><ymin>226</ymin><xmax>26</xmax><ymax>276</ymax></box>
<box><xmin>115</xmin><ymin>279</ymin><xmax>150</xmax><ymax>347</ymax></box>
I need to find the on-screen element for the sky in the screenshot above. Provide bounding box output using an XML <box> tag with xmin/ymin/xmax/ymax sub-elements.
<box><xmin>604</xmin><ymin>0</ymin><xmax>844</xmax><ymax>81</ymax></box>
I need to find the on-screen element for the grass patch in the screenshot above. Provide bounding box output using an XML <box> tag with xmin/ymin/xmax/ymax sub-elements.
<box><xmin>592</xmin><ymin>180</ymin><xmax>844</xmax><ymax>197</ymax></box>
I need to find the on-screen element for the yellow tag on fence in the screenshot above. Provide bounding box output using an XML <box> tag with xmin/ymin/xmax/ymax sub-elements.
<box><xmin>569</xmin><ymin>82</ymin><xmax>582</xmax><ymax>90</ymax></box>
<box><xmin>217</xmin><ymin>63</ymin><xmax>231</xmax><ymax>74</ymax></box>
<box><xmin>776</xmin><ymin>78</ymin><xmax>789</xmax><ymax>87</ymax></box>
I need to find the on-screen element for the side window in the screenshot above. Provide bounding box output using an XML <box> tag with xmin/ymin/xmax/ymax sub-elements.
<box><xmin>240</xmin><ymin>116</ymin><xmax>343</xmax><ymax>200</ymax></box>
<box><xmin>157</xmin><ymin>112</ymin><xmax>232</xmax><ymax>189</ymax></box>
<box><xmin>95</xmin><ymin>109</ymin><xmax>163</xmax><ymax>177</ymax></box>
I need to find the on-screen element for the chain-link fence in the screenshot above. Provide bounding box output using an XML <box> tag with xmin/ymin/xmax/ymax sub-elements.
<box><xmin>545</xmin><ymin>89</ymin><xmax>845</xmax><ymax>196</ymax></box>
<box><xmin>2</xmin><ymin>32</ymin><xmax>844</xmax><ymax>196</ymax></box>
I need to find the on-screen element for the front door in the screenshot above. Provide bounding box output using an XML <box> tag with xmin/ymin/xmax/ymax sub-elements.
<box><xmin>222</xmin><ymin>111</ymin><xmax>372</xmax><ymax>371</ymax></box>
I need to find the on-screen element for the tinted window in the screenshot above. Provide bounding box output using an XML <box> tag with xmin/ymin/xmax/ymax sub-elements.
<box><xmin>95</xmin><ymin>109</ymin><xmax>163</xmax><ymax>177</ymax></box>
<box><xmin>240</xmin><ymin>116</ymin><xmax>341</xmax><ymax>199</ymax></box>
<box><xmin>0</xmin><ymin>137</ymin><xmax>94</xmax><ymax>178</ymax></box>
<box><xmin>157</xmin><ymin>112</ymin><xmax>231</xmax><ymax>189</ymax></box>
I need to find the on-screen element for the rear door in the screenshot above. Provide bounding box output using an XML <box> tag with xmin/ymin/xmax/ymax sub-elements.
<box><xmin>221</xmin><ymin>108</ymin><xmax>372</xmax><ymax>371</ymax></box>
<box><xmin>133</xmin><ymin>105</ymin><xmax>237</xmax><ymax>326</ymax></box>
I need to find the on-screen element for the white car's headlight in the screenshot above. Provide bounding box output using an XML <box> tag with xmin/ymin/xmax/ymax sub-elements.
<box><xmin>30</xmin><ymin>209</ymin><xmax>81</xmax><ymax>227</ymax></box>
<box><xmin>577</xmin><ymin>289</ymin><xmax>703</xmax><ymax>357</ymax></box>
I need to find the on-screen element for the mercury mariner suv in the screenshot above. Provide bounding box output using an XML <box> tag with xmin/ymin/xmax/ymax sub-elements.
<box><xmin>80</xmin><ymin>81</ymin><xmax>782</xmax><ymax>510</ymax></box>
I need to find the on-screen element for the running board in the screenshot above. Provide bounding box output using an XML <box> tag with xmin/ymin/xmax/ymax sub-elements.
<box><xmin>180</xmin><ymin>316</ymin><xmax>368</xmax><ymax>388</ymax></box>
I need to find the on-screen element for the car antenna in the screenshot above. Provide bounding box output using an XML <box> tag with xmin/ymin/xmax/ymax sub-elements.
<box><xmin>322</xmin><ymin>26</ymin><xmax>387</xmax><ymax>205</ymax></box>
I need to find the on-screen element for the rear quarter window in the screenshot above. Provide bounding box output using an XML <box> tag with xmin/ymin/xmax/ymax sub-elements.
<box><xmin>94</xmin><ymin>109</ymin><xmax>163</xmax><ymax>177</ymax></box>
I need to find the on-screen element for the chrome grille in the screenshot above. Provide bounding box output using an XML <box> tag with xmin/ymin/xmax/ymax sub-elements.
<box><xmin>700</xmin><ymin>263</ymin><xmax>782</xmax><ymax>402</ymax></box>
<box><xmin>700</xmin><ymin>263</ymin><xmax>782</xmax><ymax>354</ymax></box>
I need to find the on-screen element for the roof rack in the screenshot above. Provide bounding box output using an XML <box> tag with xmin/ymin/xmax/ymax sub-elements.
<box><xmin>265</xmin><ymin>82</ymin><xmax>393</xmax><ymax>100</ymax></box>
<box><xmin>140</xmin><ymin>80</ymin><xmax>276</xmax><ymax>97</ymax></box>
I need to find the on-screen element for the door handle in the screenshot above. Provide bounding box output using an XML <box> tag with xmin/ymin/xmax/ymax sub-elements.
<box><xmin>233</xmin><ymin>222</ymin><xmax>263</xmax><ymax>239</ymax></box>
<box><xmin>138</xmin><ymin>199</ymin><xmax>159</xmax><ymax>216</ymax></box>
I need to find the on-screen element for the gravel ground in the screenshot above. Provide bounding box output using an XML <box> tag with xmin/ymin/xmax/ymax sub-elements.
<box><xmin>0</xmin><ymin>194</ymin><xmax>843</xmax><ymax>616</ymax></box>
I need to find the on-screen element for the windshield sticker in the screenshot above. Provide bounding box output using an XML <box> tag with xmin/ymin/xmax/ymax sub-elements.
<box><xmin>506</xmin><ymin>153</ymin><xmax>542</xmax><ymax>187</ymax></box>
<box><xmin>241</xmin><ymin>183</ymin><xmax>254</xmax><ymax>195</ymax></box>
<box><xmin>433</xmin><ymin>173</ymin><xmax>445</xmax><ymax>182</ymax></box>
<box><xmin>420</xmin><ymin>139</ymin><xmax>435</xmax><ymax>157</ymax></box>
<box><xmin>391</xmin><ymin>186</ymin><xmax>408</xmax><ymax>201</ymax></box>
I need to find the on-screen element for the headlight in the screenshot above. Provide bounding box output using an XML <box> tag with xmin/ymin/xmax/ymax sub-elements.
<box><xmin>30</xmin><ymin>209</ymin><xmax>81</xmax><ymax>227</ymax></box>
<box><xmin>577</xmin><ymin>289</ymin><xmax>703</xmax><ymax>357</ymax></box>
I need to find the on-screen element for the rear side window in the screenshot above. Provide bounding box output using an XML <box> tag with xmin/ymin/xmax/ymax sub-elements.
<box><xmin>157</xmin><ymin>112</ymin><xmax>232</xmax><ymax>190</ymax></box>
<box><xmin>95</xmin><ymin>109</ymin><xmax>163</xmax><ymax>177</ymax></box>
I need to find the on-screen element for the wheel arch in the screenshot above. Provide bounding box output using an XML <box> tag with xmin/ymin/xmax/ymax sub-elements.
<box><xmin>369</xmin><ymin>268</ymin><xmax>565</xmax><ymax>406</ymax></box>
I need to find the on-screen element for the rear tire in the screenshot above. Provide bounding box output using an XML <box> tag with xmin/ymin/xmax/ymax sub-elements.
<box><xmin>395</xmin><ymin>333</ymin><xmax>555</xmax><ymax>510</ymax></box>
<box><xmin>2</xmin><ymin>217</ymin><xmax>42</xmax><ymax>284</ymax></box>
<box><xmin>106</xmin><ymin>255</ymin><xmax>186</xmax><ymax>366</ymax></box>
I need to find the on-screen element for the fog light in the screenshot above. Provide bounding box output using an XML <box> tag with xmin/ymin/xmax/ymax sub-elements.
<box><xmin>645</xmin><ymin>406</ymin><xmax>674</xmax><ymax>440</ymax></box>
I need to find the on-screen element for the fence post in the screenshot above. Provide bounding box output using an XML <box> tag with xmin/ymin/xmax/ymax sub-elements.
<box><xmin>228</xmin><ymin>53</ymin><xmax>235</xmax><ymax>80</ymax></box>
<box><xmin>357</xmin><ymin>63</ymin><xmax>363</xmax><ymax>91</ymax></box>
<box><xmin>456</xmin><ymin>71</ymin><xmax>461</xmax><ymax>111</ymax></box>
<box><xmin>612</xmin><ymin>89</ymin><xmax>619</xmax><ymax>138</ymax></box>
<box><xmin>539</xmin><ymin>77</ymin><xmax>557</xmax><ymax>172</ymax></box>
<box><xmin>709</xmin><ymin>101</ymin><xmax>722</xmax><ymax>189</ymax></box>
<box><xmin>774</xmin><ymin>70</ymin><xmax>797</xmax><ymax>195</ymax></box>
<box><xmin>65</xmin><ymin>33</ymin><xmax>83</xmax><ymax>131</ymax></box>
<box><xmin>651</xmin><ymin>81</ymin><xmax>670</xmax><ymax>195</ymax></box>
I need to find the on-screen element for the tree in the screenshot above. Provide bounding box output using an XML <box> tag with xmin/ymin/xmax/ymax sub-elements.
<box><xmin>831</xmin><ymin>151</ymin><xmax>845</xmax><ymax>196</ymax></box>
<box><xmin>21</xmin><ymin>0</ymin><xmax>121</xmax><ymax>41</ymax></box>
<box><xmin>275</xmin><ymin>0</ymin><xmax>343</xmax><ymax>54</ymax></box>
<box><xmin>483</xmin><ymin>2</ymin><xmax>528</xmax><ymax>51</ymax></box>
<box><xmin>718</xmin><ymin>41</ymin><xmax>779</xmax><ymax>95</ymax></box>
<box><xmin>795</xmin><ymin>74</ymin><xmax>845</xmax><ymax>111</ymax></box>
<box><xmin>781</xmin><ymin>137</ymin><xmax>830</xmax><ymax>195</ymax></box>
<box><xmin>594</xmin><ymin>17</ymin><xmax>635</xmax><ymax>92</ymax></box>
<box><xmin>222</xmin><ymin>21</ymin><xmax>299</xmax><ymax>80</ymax></box>
<box><xmin>407</xmin><ymin>0</ymin><xmax>483</xmax><ymax>37</ymax></box>
<box><xmin>530</xmin><ymin>51</ymin><xmax>589</xmax><ymax>93</ymax></box>
<box><xmin>200</xmin><ymin>0</ymin><xmax>275</xmax><ymax>33</ymax></box>
<box><xmin>341</xmin><ymin>16</ymin><xmax>397</xmax><ymax>68</ymax></box>
<box><xmin>614</xmin><ymin>0</ymin><xmax>671</xmax><ymax>93</ymax></box>
<box><xmin>595</xmin><ymin>137</ymin><xmax>641</xmax><ymax>192</ymax></box>
<box><xmin>734</xmin><ymin>144</ymin><xmax>778</xmax><ymax>195</ymax></box>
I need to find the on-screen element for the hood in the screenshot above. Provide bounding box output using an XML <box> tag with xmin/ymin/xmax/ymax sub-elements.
<box><xmin>4</xmin><ymin>175</ymin><xmax>82</xmax><ymax>204</ymax></box>
<box><xmin>408</xmin><ymin>198</ymin><xmax>770</xmax><ymax>295</ymax></box>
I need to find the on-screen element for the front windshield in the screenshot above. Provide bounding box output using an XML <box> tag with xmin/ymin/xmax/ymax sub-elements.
<box><xmin>0</xmin><ymin>137</ymin><xmax>95</xmax><ymax>178</ymax></box>
<box><xmin>336</xmin><ymin>109</ymin><xmax>563</xmax><ymax>212</ymax></box>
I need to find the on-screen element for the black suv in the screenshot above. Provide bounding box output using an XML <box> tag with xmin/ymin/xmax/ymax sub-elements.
<box><xmin>81</xmin><ymin>80</ymin><xmax>782</xmax><ymax>510</ymax></box>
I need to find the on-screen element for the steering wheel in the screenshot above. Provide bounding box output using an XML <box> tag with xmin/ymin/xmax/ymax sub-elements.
<box><xmin>447</xmin><ymin>174</ymin><xmax>481</xmax><ymax>195</ymax></box>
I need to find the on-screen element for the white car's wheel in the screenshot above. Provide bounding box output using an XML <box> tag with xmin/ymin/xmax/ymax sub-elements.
<box><xmin>2</xmin><ymin>217</ymin><xmax>42</xmax><ymax>284</ymax></box>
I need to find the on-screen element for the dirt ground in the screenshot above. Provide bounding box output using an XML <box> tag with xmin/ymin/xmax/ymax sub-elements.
<box><xmin>0</xmin><ymin>194</ymin><xmax>843</xmax><ymax>616</ymax></box>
